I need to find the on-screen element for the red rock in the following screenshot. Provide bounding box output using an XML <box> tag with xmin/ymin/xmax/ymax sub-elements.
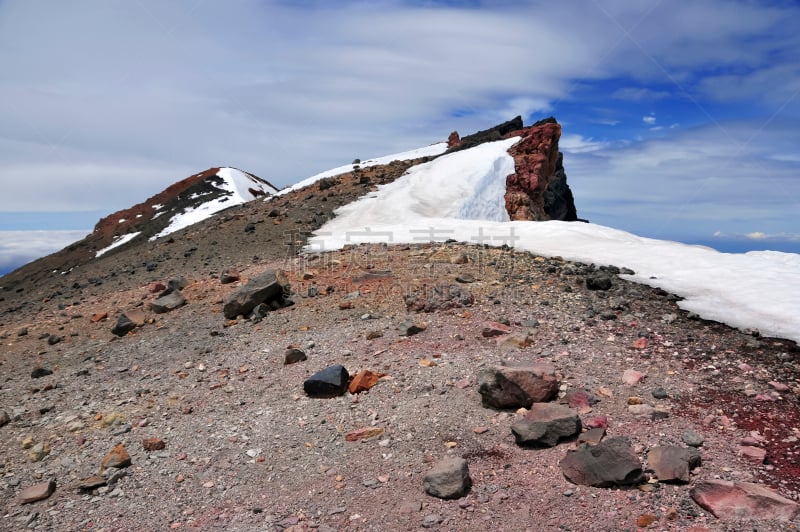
<box><xmin>631</xmin><ymin>337</ymin><xmax>648</xmax><ymax>349</ymax></box>
<box><xmin>348</xmin><ymin>370</ymin><xmax>386</xmax><ymax>394</ymax></box>
<box><xmin>338</xmin><ymin>301</ymin><xmax>353</xmax><ymax>310</ymax></box>
<box><xmin>101</xmin><ymin>443</ymin><xmax>132</xmax><ymax>470</ymax></box>
<box><xmin>636</xmin><ymin>514</ymin><xmax>657</xmax><ymax>527</ymax></box>
<box><xmin>125</xmin><ymin>308</ymin><xmax>147</xmax><ymax>326</ymax></box>
<box><xmin>691</xmin><ymin>480</ymin><xmax>799</xmax><ymax>521</ymax></box>
<box><xmin>585</xmin><ymin>415</ymin><xmax>608</xmax><ymax>429</ymax></box>
<box><xmin>19</xmin><ymin>480</ymin><xmax>56</xmax><ymax>504</ymax></box>
<box><xmin>90</xmin><ymin>312</ymin><xmax>108</xmax><ymax>323</ymax></box>
<box><xmin>504</xmin><ymin>119</ymin><xmax>576</xmax><ymax>221</ymax></box>
<box><xmin>344</xmin><ymin>427</ymin><xmax>384</xmax><ymax>442</ymax></box>
<box><xmin>481</xmin><ymin>321</ymin><xmax>511</xmax><ymax>338</ymax></box>
<box><xmin>447</xmin><ymin>131</ymin><xmax>460</xmax><ymax>148</ymax></box>
<box><xmin>147</xmin><ymin>281</ymin><xmax>167</xmax><ymax>293</ymax></box>
<box><xmin>142</xmin><ymin>438</ymin><xmax>166</xmax><ymax>451</ymax></box>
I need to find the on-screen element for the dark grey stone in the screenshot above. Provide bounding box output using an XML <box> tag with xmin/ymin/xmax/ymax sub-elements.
<box><xmin>560</xmin><ymin>437</ymin><xmax>644</xmax><ymax>487</ymax></box>
<box><xmin>511</xmin><ymin>403</ymin><xmax>581</xmax><ymax>447</ymax></box>
<box><xmin>223</xmin><ymin>269</ymin><xmax>286</xmax><ymax>319</ymax></box>
<box><xmin>303</xmin><ymin>365</ymin><xmax>350</xmax><ymax>397</ymax></box>
<box><xmin>423</xmin><ymin>457</ymin><xmax>472</xmax><ymax>499</ymax></box>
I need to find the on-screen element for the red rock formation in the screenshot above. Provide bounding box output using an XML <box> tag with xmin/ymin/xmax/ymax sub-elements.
<box><xmin>504</xmin><ymin>120</ymin><xmax>564</xmax><ymax>221</ymax></box>
<box><xmin>447</xmin><ymin>131</ymin><xmax>461</xmax><ymax>149</ymax></box>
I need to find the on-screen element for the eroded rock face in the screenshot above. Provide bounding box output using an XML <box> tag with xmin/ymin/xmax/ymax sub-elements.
<box><xmin>504</xmin><ymin>117</ymin><xmax>578</xmax><ymax>222</ymax></box>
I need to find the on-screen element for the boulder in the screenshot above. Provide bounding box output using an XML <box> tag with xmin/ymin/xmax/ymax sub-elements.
<box><xmin>423</xmin><ymin>457</ymin><xmax>472</xmax><ymax>499</ymax></box>
<box><xmin>478</xmin><ymin>364</ymin><xmax>559</xmax><ymax>409</ymax></box>
<box><xmin>690</xmin><ymin>480</ymin><xmax>799</xmax><ymax>521</ymax></box>
<box><xmin>586</xmin><ymin>273</ymin><xmax>613</xmax><ymax>291</ymax></box>
<box><xmin>647</xmin><ymin>446</ymin><xmax>701</xmax><ymax>483</ymax></box>
<box><xmin>304</xmin><ymin>365</ymin><xmax>350</xmax><ymax>397</ymax></box>
<box><xmin>511</xmin><ymin>403</ymin><xmax>581</xmax><ymax>447</ymax></box>
<box><xmin>150</xmin><ymin>290</ymin><xmax>186</xmax><ymax>314</ymax></box>
<box><xmin>223</xmin><ymin>269</ymin><xmax>286</xmax><ymax>319</ymax></box>
<box><xmin>560</xmin><ymin>437</ymin><xmax>644</xmax><ymax>487</ymax></box>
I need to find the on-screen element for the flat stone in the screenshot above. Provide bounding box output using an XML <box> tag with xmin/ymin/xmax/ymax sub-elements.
<box><xmin>738</xmin><ymin>445</ymin><xmax>766</xmax><ymax>463</ymax></box>
<box><xmin>622</xmin><ymin>369</ymin><xmax>646</xmax><ymax>385</ymax></box>
<box><xmin>344</xmin><ymin>427</ymin><xmax>385</xmax><ymax>442</ymax></box>
<box><xmin>647</xmin><ymin>446</ymin><xmax>701</xmax><ymax>483</ymax></box>
<box><xmin>304</xmin><ymin>365</ymin><xmax>350</xmax><ymax>397</ymax></box>
<box><xmin>578</xmin><ymin>427</ymin><xmax>605</xmax><ymax>446</ymax></box>
<box><xmin>477</xmin><ymin>364</ymin><xmax>559</xmax><ymax>409</ymax></box>
<box><xmin>423</xmin><ymin>457</ymin><xmax>472</xmax><ymax>499</ymax></box>
<box><xmin>681</xmin><ymin>429</ymin><xmax>705</xmax><ymax>448</ymax></box>
<box><xmin>511</xmin><ymin>403</ymin><xmax>581</xmax><ymax>448</ymax></box>
<box><xmin>78</xmin><ymin>475</ymin><xmax>107</xmax><ymax>491</ymax></box>
<box><xmin>19</xmin><ymin>480</ymin><xmax>56</xmax><ymax>504</ymax></box>
<box><xmin>150</xmin><ymin>290</ymin><xmax>186</xmax><ymax>313</ymax></box>
<box><xmin>348</xmin><ymin>369</ymin><xmax>385</xmax><ymax>394</ymax></box>
<box><xmin>560</xmin><ymin>436</ymin><xmax>644</xmax><ymax>487</ymax></box>
<box><xmin>482</xmin><ymin>321</ymin><xmax>511</xmax><ymax>337</ymax></box>
<box><xmin>691</xmin><ymin>480</ymin><xmax>799</xmax><ymax>521</ymax></box>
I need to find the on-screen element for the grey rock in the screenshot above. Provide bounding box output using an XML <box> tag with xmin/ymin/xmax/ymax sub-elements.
<box><xmin>0</xmin><ymin>410</ymin><xmax>10</xmax><ymax>427</ymax></box>
<box><xmin>681</xmin><ymin>429</ymin><xmax>705</xmax><ymax>448</ymax></box>
<box><xmin>647</xmin><ymin>445</ymin><xmax>701</xmax><ymax>483</ymax></box>
<box><xmin>586</xmin><ymin>274</ymin><xmax>613</xmax><ymax>291</ymax></box>
<box><xmin>511</xmin><ymin>403</ymin><xmax>581</xmax><ymax>447</ymax></box>
<box><xmin>560</xmin><ymin>437</ymin><xmax>644</xmax><ymax>487</ymax></box>
<box><xmin>31</xmin><ymin>367</ymin><xmax>53</xmax><ymax>379</ymax></box>
<box><xmin>150</xmin><ymin>290</ymin><xmax>186</xmax><ymax>314</ymax></box>
<box><xmin>111</xmin><ymin>314</ymin><xmax>136</xmax><ymax>337</ymax></box>
<box><xmin>478</xmin><ymin>364</ymin><xmax>559</xmax><ymax>409</ymax></box>
<box><xmin>303</xmin><ymin>365</ymin><xmax>349</xmax><ymax>397</ymax></box>
<box><xmin>284</xmin><ymin>348</ymin><xmax>307</xmax><ymax>365</ymax></box>
<box><xmin>223</xmin><ymin>269</ymin><xmax>286</xmax><ymax>319</ymax></box>
<box><xmin>423</xmin><ymin>457</ymin><xmax>472</xmax><ymax>499</ymax></box>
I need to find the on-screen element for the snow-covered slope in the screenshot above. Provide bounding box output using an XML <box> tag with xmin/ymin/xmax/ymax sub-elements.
<box><xmin>276</xmin><ymin>142</ymin><xmax>448</xmax><ymax>196</ymax></box>
<box><xmin>310</xmin><ymin>138</ymin><xmax>800</xmax><ymax>344</ymax></box>
<box><xmin>148</xmin><ymin>167</ymin><xmax>278</xmax><ymax>242</ymax></box>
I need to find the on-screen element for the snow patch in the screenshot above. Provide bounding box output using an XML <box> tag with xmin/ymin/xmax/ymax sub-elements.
<box><xmin>96</xmin><ymin>232</ymin><xmax>141</xmax><ymax>257</ymax></box>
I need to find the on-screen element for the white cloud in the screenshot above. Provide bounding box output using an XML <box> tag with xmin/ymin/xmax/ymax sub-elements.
<box><xmin>642</xmin><ymin>114</ymin><xmax>657</xmax><ymax>125</ymax></box>
<box><xmin>0</xmin><ymin>230</ymin><xmax>88</xmax><ymax>275</ymax></box>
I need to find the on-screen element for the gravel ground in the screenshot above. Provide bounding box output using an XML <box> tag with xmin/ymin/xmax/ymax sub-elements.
<box><xmin>2</xmin><ymin>238</ymin><xmax>799</xmax><ymax>531</ymax></box>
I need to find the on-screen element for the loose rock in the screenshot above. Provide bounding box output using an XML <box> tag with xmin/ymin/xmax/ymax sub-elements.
<box><xmin>150</xmin><ymin>290</ymin><xmax>187</xmax><ymax>313</ymax></box>
<box><xmin>511</xmin><ymin>403</ymin><xmax>581</xmax><ymax>448</ymax></box>
<box><xmin>423</xmin><ymin>457</ymin><xmax>472</xmax><ymax>499</ymax></box>
<box><xmin>647</xmin><ymin>446</ymin><xmax>701</xmax><ymax>483</ymax></box>
<box><xmin>18</xmin><ymin>480</ymin><xmax>56</xmax><ymax>504</ymax></box>
<box><xmin>222</xmin><ymin>269</ymin><xmax>286</xmax><ymax>319</ymax></box>
<box><xmin>101</xmin><ymin>443</ymin><xmax>132</xmax><ymax>470</ymax></box>
<box><xmin>477</xmin><ymin>364</ymin><xmax>559</xmax><ymax>409</ymax></box>
<box><xmin>304</xmin><ymin>365</ymin><xmax>350</xmax><ymax>397</ymax></box>
<box><xmin>690</xmin><ymin>480</ymin><xmax>799</xmax><ymax>521</ymax></box>
<box><xmin>560</xmin><ymin>437</ymin><xmax>644</xmax><ymax>487</ymax></box>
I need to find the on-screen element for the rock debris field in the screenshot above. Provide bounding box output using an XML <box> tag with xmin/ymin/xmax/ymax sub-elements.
<box><xmin>2</xmin><ymin>239</ymin><xmax>800</xmax><ymax>531</ymax></box>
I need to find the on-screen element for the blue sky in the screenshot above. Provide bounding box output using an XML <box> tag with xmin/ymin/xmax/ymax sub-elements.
<box><xmin>1</xmin><ymin>0</ymin><xmax>798</xmax><ymax>274</ymax></box>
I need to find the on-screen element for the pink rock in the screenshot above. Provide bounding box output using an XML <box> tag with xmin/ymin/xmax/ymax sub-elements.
<box><xmin>769</xmin><ymin>381</ymin><xmax>790</xmax><ymax>392</ymax></box>
<box><xmin>738</xmin><ymin>445</ymin><xmax>766</xmax><ymax>463</ymax></box>
<box><xmin>691</xmin><ymin>480</ymin><xmax>799</xmax><ymax>521</ymax></box>
<box><xmin>19</xmin><ymin>480</ymin><xmax>56</xmax><ymax>504</ymax></box>
<box><xmin>622</xmin><ymin>369</ymin><xmax>646</xmax><ymax>386</ymax></box>
<box><xmin>482</xmin><ymin>321</ymin><xmax>511</xmax><ymax>338</ymax></box>
<box><xmin>585</xmin><ymin>415</ymin><xmax>608</xmax><ymax>429</ymax></box>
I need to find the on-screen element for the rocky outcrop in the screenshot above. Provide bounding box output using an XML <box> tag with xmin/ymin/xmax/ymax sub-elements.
<box><xmin>504</xmin><ymin>117</ymin><xmax>578</xmax><ymax>222</ymax></box>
